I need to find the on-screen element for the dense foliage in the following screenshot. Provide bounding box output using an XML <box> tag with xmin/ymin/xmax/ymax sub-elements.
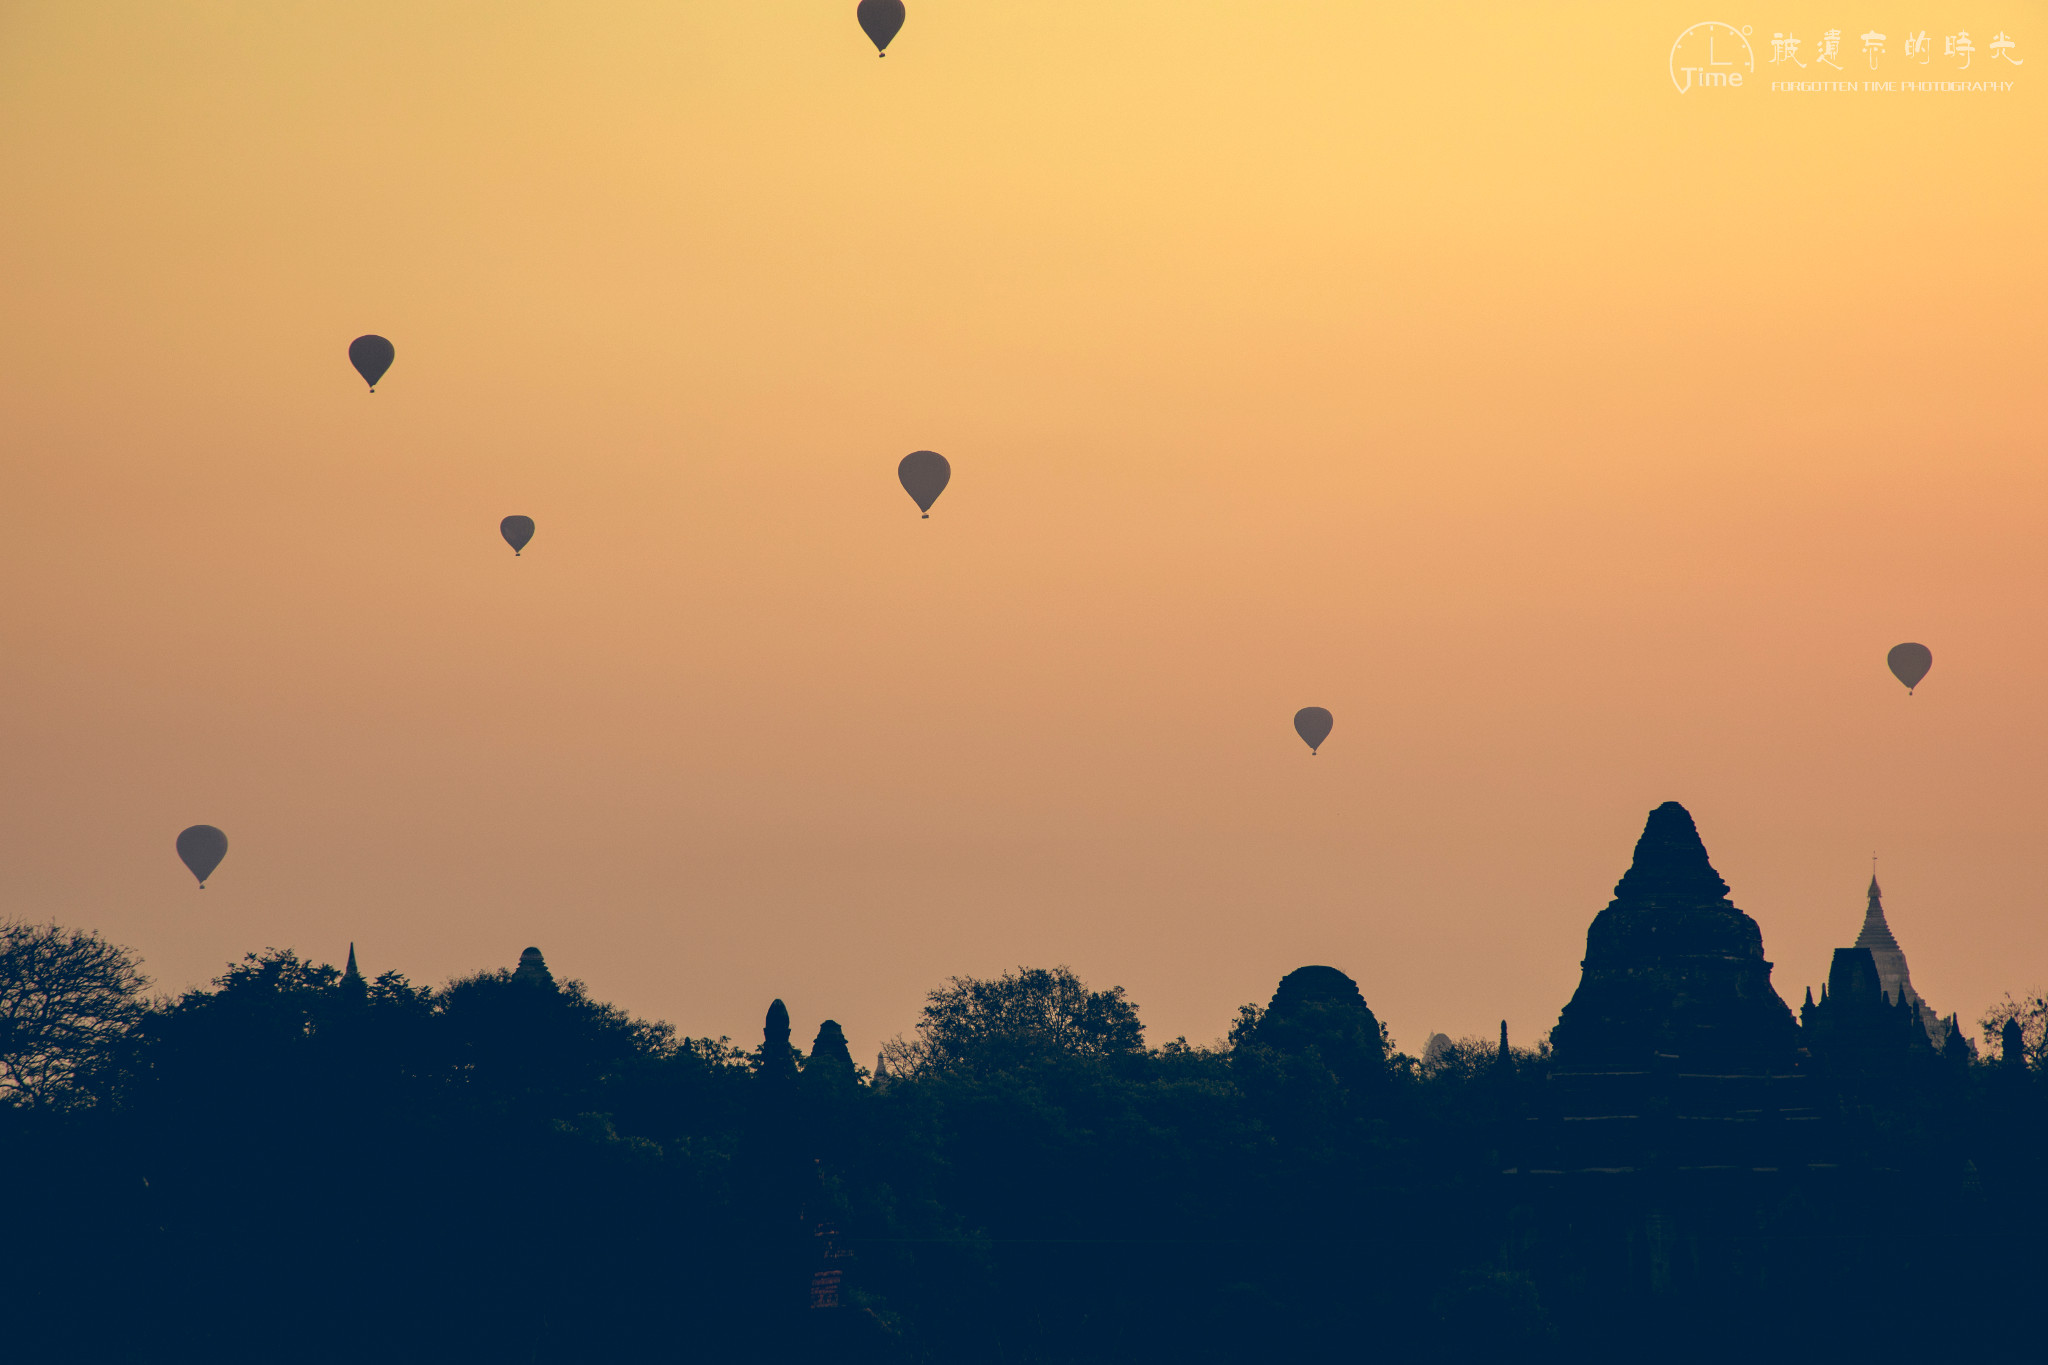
<box><xmin>0</xmin><ymin>919</ymin><xmax>149</xmax><ymax>1107</ymax></box>
<box><xmin>1</xmin><ymin>925</ymin><xmax>2043</xmax><ymax>1363</ymax></box>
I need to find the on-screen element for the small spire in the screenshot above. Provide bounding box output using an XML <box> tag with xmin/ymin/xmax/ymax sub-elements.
<box><xmin>758</xmin><ymin>999</ymin><xmax>797</xmax><ymax>1081</ymax></box>
<box><xmin>1854</xmin><ymin>871</ymin><xmax>1902</xmax><ymax>953</ymax></box>
<box><xmin>806</xmin><ymin>1019</ymin><xmax>856</xmax><ymax>1086</ymax></box>
<box><xmin>339</xmin><ymin>941</ymin><xmax>366</xmax><ymax>999</ymax></box>
<box><xmin>1493</xmin><ymin>1020</ymin><xmax>1512</xmax><ymax>1072</ymax></box>
<box><xmin>1942</xmin><ymin>1015</ymin><xmax>1971</xmax><ymax>1066</ymax></box>
<box><xmin>512</xmin><ymin>946</ymin><xmax>557</xmax><ymax>990</ymax></box>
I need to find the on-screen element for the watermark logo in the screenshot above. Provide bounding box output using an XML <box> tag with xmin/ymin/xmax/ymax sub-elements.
<box><xmin>1671</xmin><ymin>21</ymin><xmax>1755</xmax><ymax>92</ymax></box>
<box><xmin>1674</xmin><ymin>21</ymin><xmax>2026</xmax><ymax>94</ymax></box>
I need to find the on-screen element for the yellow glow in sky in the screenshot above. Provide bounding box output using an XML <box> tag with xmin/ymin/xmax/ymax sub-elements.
<box><xmin>1</xmin><ymin>2</ymin><xmax>2043</xmax><ymax>1059</ymax></box>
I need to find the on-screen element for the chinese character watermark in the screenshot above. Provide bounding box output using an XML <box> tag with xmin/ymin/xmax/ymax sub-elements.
<box><xmin>1685</xmin><ymin>20</ymin><xmax>2024</xmax><ymax>97</ymax></box>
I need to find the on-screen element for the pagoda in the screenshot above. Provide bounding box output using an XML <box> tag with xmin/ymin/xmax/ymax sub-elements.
<box><xmin>1520</xmin><ymin>802</ymin><xmax>1819</xmax><ymax>1182</ymax></box>
<box><xmin>1549</xmin><ymin>801</ymin><xmax>1801</xmax><ymax>1071</ymax></box>
<box><xmin>1852</xmin><ymin>875</ymin><xmax>1945</xmax><ymax>1046</ymax></box>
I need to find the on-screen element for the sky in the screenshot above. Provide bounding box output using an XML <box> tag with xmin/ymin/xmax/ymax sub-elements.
<box><xmin>2</xmin><ymin>2</ymin><xmax>2044</xmax><ymax>1065</ymax></box>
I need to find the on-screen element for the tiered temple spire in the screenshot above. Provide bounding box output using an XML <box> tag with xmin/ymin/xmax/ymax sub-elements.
<box><xmin>1852</xmin><ymin>875</ymin><xmax>1943</xmax><ymax>1045</ymax></box>
<box><xmin>512</xmin><ymin>946</ymin><xmax>557</xmax><ymax>990</ymax></box>
<box><xmin>1549</xmin><ymin>802</ymin><xmax>1799</xmax><ymax>1070</ymax></box>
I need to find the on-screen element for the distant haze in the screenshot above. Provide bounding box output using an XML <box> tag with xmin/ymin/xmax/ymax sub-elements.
<box><xmin>0</xmin><ymin>3</ymin><xmax>2042</xmax><ymax>1064</ymax></box>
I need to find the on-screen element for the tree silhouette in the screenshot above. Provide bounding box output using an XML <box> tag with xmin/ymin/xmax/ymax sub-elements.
<box><xmin>0</xmin><ymin>933</ymin><xmax>2043</xmax><ymax>1361</ymax></box>
<box><xmin>881</xmin><ymin>965</ymin><xmax>1143</xmax><ymax>1078</ymax></box>
<box><xmin>0</xmin><ymin>919</ymin><xmax>147</xmax><ymax>1108</ymax></box>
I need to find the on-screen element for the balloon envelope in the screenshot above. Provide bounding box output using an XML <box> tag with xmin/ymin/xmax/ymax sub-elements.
<box><xmin>857</xmin><ymin>0</ymin><xmax>905</xmax><ymax>52</ymax></box>
<box><xmin>1293</xmin><ymin>707</ymin><xmax>1334</xmax><ymax>754</ymax></box>
<box><xmin>898</xmin><ymin>450</ymin><xmax>951</xmax><ymax>516</ymax></box>
<box><xmin>176</xmin><ymin>824</ymin><xmax>228</xmax><ymax>886</ymax></box>
<box><xmin>501</xmin><ymin>515</ymin><xmax>535</xmax><ymax>555</ymax></box>
<box><xmin>348</xmin><ymin>334</ymin><xmax>395</xmax><ymax>389</ymax></box>
<box><xmin>1887</xmin><ymin>642</ymin><xmax>1933</xmax><ymax>693</ymax></box>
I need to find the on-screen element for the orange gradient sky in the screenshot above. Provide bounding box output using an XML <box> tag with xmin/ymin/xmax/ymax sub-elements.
<box><xmin>2</xmin><ymin>2</ymin><xmax>2044</xmax><ymax>1063</ymax></box>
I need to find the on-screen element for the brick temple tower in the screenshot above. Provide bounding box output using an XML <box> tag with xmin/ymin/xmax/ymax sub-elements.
<box><xmin>1549</xmin><ymin>801</ymin><xmax>1801</xmax><ymax>1072</ymax></box>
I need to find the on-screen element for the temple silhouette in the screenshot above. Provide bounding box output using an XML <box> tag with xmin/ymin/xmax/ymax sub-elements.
<box><xmin>1837</xmin><ymin>873</ymin><xmax>1950</xmax><ymax>1046</ymax></box>
<box><xmin>731</xmin><ymin>799</ymin><xmax>1985</xmax><ymax>1352</ymax></box>
<box><xmin>1482</xmin><ymin>801</ymin><xmax>1972</xmax><ymax>1348</ymax></box>
<box><xmin>12</xmin><ymin>807</ymin><xmax>2035</xmax><ymax>1363</ymax></box>
<box><xmin>1525</xmin><ymin>802</ymin><xmax>1815</xmax><ymax>1177</ymax></box>
<box><xmin>484</xmin><ymin>800</ymin><xmax>2014</xmax><ymax>1357</ymax></box>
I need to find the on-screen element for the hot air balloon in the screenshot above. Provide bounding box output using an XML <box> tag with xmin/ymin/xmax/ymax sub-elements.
<box><xmin>898</xmin><ymin>450</ymin><xmax>950</xmax><ymax>518</ymax></box>
<box><xmin>1293</xmin><ymin>707</ymin><xmax>1333</xmax><ymax>755</ymax></box>
<box><xmin>349</xmin><ymin>334</ymin><xmax>395</xmax><ymax>391</ymax></box>
<box><xmin>857</xmin><ymin>0</ymin><xmax>905</xmax><ymax>55</ymax></box>
<box><xmin>501</xmin><ymin>516</ymin><xmax>535</xmax><ymax>556</ymax></box>
<box><xmin>176</xmin><ymin>824</ymin><xmax>229</xmax><ymax>888</ymax></box>
<box><xmin>1887</xmin><ymin>643</ymin><xmax>1933</xmax><ymax>694</ymax></box>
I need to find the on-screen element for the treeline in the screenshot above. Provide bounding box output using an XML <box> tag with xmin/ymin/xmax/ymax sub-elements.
<box><xmin>0</xmin><ymin>923</ymin><xmax>2043</xmax><ymax>1363</ymax></box>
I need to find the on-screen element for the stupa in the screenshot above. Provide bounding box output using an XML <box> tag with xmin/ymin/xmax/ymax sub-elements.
<box><xmin>1519</xmin><ymin>802</ymin><xmax>1821</xmax><ymax>1183</ymax></box>
<box><xmin>1550</xmin><ymin>801</ymin><xmax>1800</xmax><ymax>1071</ymax></box>
<box><xmin>1852</xmin><ymin>875</ymin><xmax>1944</xmax><ymax>1046</ymax></box>
<box><xmin>1245</xmin><ymin>965</ymin><xmax>1387</xmax><ymax>1090</ymax></box>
